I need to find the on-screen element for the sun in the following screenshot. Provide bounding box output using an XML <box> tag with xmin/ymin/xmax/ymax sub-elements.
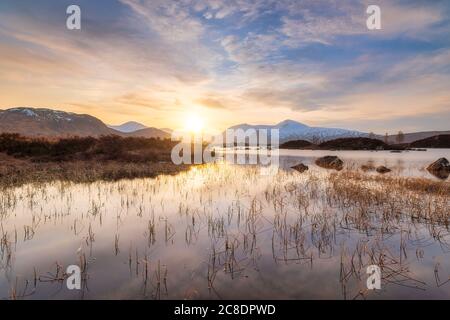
<box><xmin>185</xmin><ymin>114</ymin><xmax>204</xmax><ymax>133</ymax></box>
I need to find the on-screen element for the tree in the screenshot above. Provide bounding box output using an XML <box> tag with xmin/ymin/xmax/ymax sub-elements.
<box><xmin>396</xmin><ymin>131</ymin><xmax>405</xmax><ymax>144</ymax></box>
<box><xmin>311</xmin><ymin>135</ymin><xmax>321</xmax><ymax>145</ymax></box>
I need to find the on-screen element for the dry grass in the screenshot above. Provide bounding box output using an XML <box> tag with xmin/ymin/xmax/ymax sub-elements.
<box><xmin>0</xmin><ymin>154</ymin><xmax>190</xmax><ymax>188</ymax></box>
<box><xmin>327</xmin><ymin>171</ymin><xmax>449</xmax><ymax>225</ymax></box>
<box><xmin>0</xmin><ymin>163</ymin><xmax>448</xmax><ymax>299</ymax></box>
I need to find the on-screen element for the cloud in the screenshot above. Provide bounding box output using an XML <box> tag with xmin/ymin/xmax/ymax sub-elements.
<box><xmin>280</xmin><ymin>0</ymin><xmax>446</xmax><ymax>46</ymax></box>
<box><xmin>220</xmin><ymin>33</ymin><xmax>281</xmax><ymax>63</ymax></box>
<box><xmin>192</xmin><ymin>0</ymin><xmax>275</xmax><ymax>21</ymax></box>
<box><xmin>0</xmin><ymin>0</ymin><xmax>449</xmax><ymax>132</ymax></box>
<box><xmin>197</xmin><ymin>97</ymin><xmax>226</xmax><ymax>109</ymax></box>
<box><xmin>119</xmin><ymin>0</ymin><xmax>204</xmax><ymax>42</ymax></box>
<box><xmin>382</xmin><ymin>49</ymin><xmax>450</xmax><ymax>82</ymax></box>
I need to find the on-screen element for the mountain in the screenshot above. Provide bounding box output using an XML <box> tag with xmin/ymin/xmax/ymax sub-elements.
<box><xmin>124</xmin><ymin>128</ymin><xmax>170</xmax><ymax>139</ymax></box>
<box><xmin>386</xmin><ymin>131</ymin><xmax>450</xmax><ymax>144</ymax></box>
<box><xmin>318</xmin><ymin>137</ymin><xmax>388</xmax><ymax>150</ymax></box>
<box><xmin>0</xmin><ymin>107</ymin><xmax>170</xmax><ymax>139</ymax></box>
<box><xmin>227</xmin><ymin>119</ymin><xmax>368</xmax><ymax>143</ymax></box>
<box><xmin>109</xmin><ymin>122</ymin><xmax>172</xmax><ymax>137</ymax></box>
<box><xmin>280</xmin><ymin>140</ymin><xmax>315</xmax><ymax>149</ymax></box>
<box><xmin>409</xmin><ymin>135</ymin><xmax>450</xmax><ymax>148</ymax></box>
<box><xmin>108</xmin><ymin>121</ymin><xmax>148</xmax><ymax>133</ymax></box>
<box><xmin>279</xmin><ymin>137</ymin><xmax>392</xmax><ymax>150</ymax></box>
<box><xmin>160</xmin><ymin>128</ymin><xmax>173</xmax><ymax>134</ymax></box>
<box><xmin>0</xmin><ymin>107</ymin><xmax>115</xmax><ymax>137</ymax></box>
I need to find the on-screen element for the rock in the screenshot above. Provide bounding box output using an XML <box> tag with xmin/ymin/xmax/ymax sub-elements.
<box><xmin>315</xmin><ymin>156</ymin><xmax>343</xmax><ymax>171</ymax></box>
<box><xmin>291</xmin><ymin>163</ymin><xmax>309</xmax><ymax>173</ymax></box>
<box><xmin>429</xmin><ymin>170</ymin><xmax>450</xmax><ymax>180</ymax></box>
<box><xmin>376</xmin><ymin>166</ymin><xmax>391</xmax><ymax>174</ymax></box>
<box><xmin>361</xmin><ymin>164</ymin><xmax>375</xmax><ymax>172</ymax></box>
<box><xmin>427</xmin><ymin>158</ymin><xmax>450</xmax><ymax>179</ymax></box>
<box><xmin>427</xmin><ymin>158</ymin><xmax>450</xmax><ymax>172</ymax></box>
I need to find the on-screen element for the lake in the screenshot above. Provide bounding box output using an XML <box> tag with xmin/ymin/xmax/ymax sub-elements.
<box><xmin>0</xmin><ymin>149</ymin><xmax>449</xmax><ymax>299</ymax></box>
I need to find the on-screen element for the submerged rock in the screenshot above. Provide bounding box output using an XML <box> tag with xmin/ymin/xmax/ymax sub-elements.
<box><xmin>291</xmin><ymin>163</ymin><xmax>309</xmax><ymax>173</ymax></box>
<box><xmin>315</xmin><ymin>156</ymin><xmax>343</xmax><ymax>171</ymax></box>
<box><xmin>376</xmin><ymin>166</ymin><xmax>391</xmax><ymax>174</ymax></box>
<box><xmin>361</xmin><ymin>164</ymin><xmax>375</xmax><ymax>172</ymax></box>
<box><xmin>427</xmin><ymin>158</ymin><xmax>450</xmax><ymax>179</ymax></box>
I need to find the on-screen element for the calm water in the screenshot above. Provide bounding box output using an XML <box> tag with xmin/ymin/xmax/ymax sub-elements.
<box><xmin>225</xmin><ymin>148</ymin><xmax>450</xmax><ymax>179</ymax></box>
<box><xmin>0</xmin><ymin>150</ymin><xmax>449</xmax><ymax>299</ymax></box>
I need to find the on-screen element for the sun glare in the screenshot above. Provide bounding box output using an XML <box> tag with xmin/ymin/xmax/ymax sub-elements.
<box><xmin>185</xmin><ymin>114</ymin><xmax>204</xmax><ymax>133</ymax></box>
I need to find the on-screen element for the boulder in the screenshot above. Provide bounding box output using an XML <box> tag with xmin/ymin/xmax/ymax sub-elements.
<box><xmin>429</xmin><ymin>170</ymin><xmax>450</xmax><ymax>180</ymax></box>
<box><xmin>376</xmin><ymin>166</ymin><xmax>391</xmax><ymax>174</ymax></box>
<box><xmin>427</xmin><ymin>158</ymin><xmax>450</xmax><ymax>179</ymax></box>
<box><xmin>315</xmin><ymin>156</ymin><xmax>343</xmax><ymax>171</ymax></box>
<box><xmin>427</xmin><ymin>158</ymin><xmax>450</xmax><ymax>172</ymax></box>
<box><xmin>361</xmin><ymin>164</ymin><xmax>375</xmax><ymax>172</ymax></box>
<box><xmin>291</xmin><ymin>163</ymin><xmax>309</xmax><ymax>173</ymax></box>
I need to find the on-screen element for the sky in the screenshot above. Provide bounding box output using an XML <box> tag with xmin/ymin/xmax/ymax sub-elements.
<box><xmin>0</xmin><ymin>0</ymin><xmax>449</xmax><ymax>134</ymax></box>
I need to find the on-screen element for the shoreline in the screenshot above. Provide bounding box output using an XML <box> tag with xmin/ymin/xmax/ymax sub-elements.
<box><xmin>0</xmin><ymin>155</ymin><xmax>191</xmax><ymax>188</ymax></box>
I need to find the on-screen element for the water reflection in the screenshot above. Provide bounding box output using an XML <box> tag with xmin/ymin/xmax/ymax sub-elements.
<box><xmin>0</xmin><ymin>152</ymin><xmax>449</xmax><ymax>299</ymax></box>
<box><xmin>220</xmin><ymin>148</ymin><xmax>450</xmax><ymax>180</ymax></box>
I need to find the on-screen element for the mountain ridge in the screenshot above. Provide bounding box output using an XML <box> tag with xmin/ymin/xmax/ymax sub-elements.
<box><xmin>0</xmin><ymin>107</ymin><xmax>169</xmax><ymax>139</ymax></box>
<box><xmin>227</xmin><ymin>119</ymin><xmax>368</xmax><ymax>143</ymax></box>
<box><xmin>1</xmin><ymin>108</ymin><xmax>448</xmax><ymax>144</ymax></box>
<box><xmin>108</xmin><ymin>121</ymin><xmax>149</xmax><ymax>133</ymax></box>
<box><xmin>386</xmin><ymin>130</ymin><xmax>450</xmax><ymax>144</ymax></box>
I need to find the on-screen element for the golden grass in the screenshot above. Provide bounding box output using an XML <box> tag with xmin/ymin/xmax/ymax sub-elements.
<box><xmin>0</xmin><ymin>163</ymin><xmax>448</xmax><ymax>299</ymax></box>
<box><xmin>0</xmin><ymin>154</ymin><xmax>191</xmax><ymax>188</ymax></box>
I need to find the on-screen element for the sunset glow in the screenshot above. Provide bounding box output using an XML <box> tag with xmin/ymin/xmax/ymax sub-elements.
<box><xmin>0</xmin><ymin>0</ymin><xmax>449</xmax><ymax>304</ymax></box>
<box><xmin>0</xmin><ymin>0</ymin><xmax>449</xmax><ymax>133</ymax></box>
<box><xmin>184</xmin><ymin>114</ymin><xmax>205</xmax><ymax>134</ymax></box>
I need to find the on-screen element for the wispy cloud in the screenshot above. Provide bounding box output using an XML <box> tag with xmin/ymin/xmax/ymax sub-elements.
<box><xmin>0</xmin><ymin>0</ymin><xmax>449</xmax><ymax>132</ymax></box>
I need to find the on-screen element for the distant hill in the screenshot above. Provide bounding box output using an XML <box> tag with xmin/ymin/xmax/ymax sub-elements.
<box><xmin>280</xmin><ymin>137</ymin><xmax>389</xmax><ymax>150</ymax></box>
<box><xmin>160</xmin><ymin>128</ymin><xmax>173</xmax><ymax>134</ymax></box>
<box><xmin>409</xmin><ymin>135</ymin><xmax>450</xmax><ymax>148</ymax></box>
<box><xmin>279</xmin><ymin>140</ymin><xmax>315</xmax><ymax>149</ymax></box>
<box><xmin>108</xmin><ymin>121</ymin><xmax>148</xmax><ymax>133</ymax></box>
<box><xmin>0</xmin><ymin>107</ymin><xmax>169</xmax><ymax>139</ymax></box>
<box><xmin>108</xmin><ymin>121</ymin><xmax>172</xmax><ymax>138</ymax></box>
<box><xmin>124</xmin><ymin>127</ymin><xmax>170</xmax><ymax>139</ymax></box>
<box><xmin>280</xmin><ymin>136</ymin><xmax>450</xmax><ymax>150</ymax></box>
<box><xmin>0</xmin><ymin>107</ymin><xmax>116</xmax><ymax>137</ymax></box>
<box><xmin>318</xmin><ymin>137</ymin><xmax>388</xmax><ymax>150</ymax></box>
<box><xmin>227</xmin><ymin>119</ymin><xmax>368</xmax><ymax>143</ymax></box>
<box><xmin>386</xmin><ymin>131</ymin><xmax>450</xmax><ymax>144</ymax></box>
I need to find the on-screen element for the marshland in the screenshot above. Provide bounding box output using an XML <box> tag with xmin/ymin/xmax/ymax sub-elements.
<box><xmin>0</xmin><ymin>146</ymin><xmax>449</xmax><ymax>300</ymax></box>
<box><xmin>0</xmin><ymin>134</ymin><xmax>190</xmax><ymax>187</ymax></box>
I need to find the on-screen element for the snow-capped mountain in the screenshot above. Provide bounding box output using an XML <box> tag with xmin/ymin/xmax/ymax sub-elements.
<box><xmin>108</xmin><ymin>121</ymin><xmax>148</xmax><ymax>133</ymax></box>
<box><xmin>0</xmin><ymin>107</ymin><xmax>169</xmax><ymax>138</ymax></box>
<box><xmin>227</xmin><ymin>119</ymin><xmax>368</xmax><ymax>143</ymax></box>
<box><xmin>0</xmin><ymin>107</ymin><xmax>114</xmax><ymax>137</ymax></box>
